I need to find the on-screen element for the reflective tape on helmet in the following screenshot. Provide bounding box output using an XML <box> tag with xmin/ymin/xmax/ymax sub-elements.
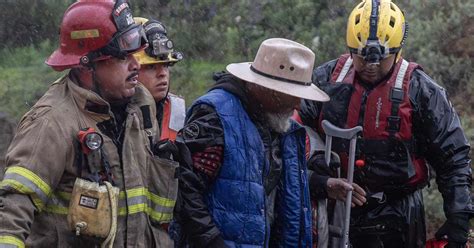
<box><xmin>0</xmin><ymin>166</ymin><xmax>52</xmax><ymax>211</ymax></box>
<box><xmin>0</xmin><ymin>235</ymin><xmax>25</xmax><ymax>248</ymax></box>
<box><xmin>70</xmin><ymin>29</ymin><xmax>100</xmax><ymax>39</ymax></box>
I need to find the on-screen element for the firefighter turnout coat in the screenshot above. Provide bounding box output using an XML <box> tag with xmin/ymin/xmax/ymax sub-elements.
<box><xmin>0</xmin><ymin>75</ymin><xmax>178</xmax><ymax>247</ymax></box>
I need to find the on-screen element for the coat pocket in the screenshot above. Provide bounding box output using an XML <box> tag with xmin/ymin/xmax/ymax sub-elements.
<box><xmin>146</xmin><ymin>156</ymin><xmax>179</xmax><ymax>225</ymax></box>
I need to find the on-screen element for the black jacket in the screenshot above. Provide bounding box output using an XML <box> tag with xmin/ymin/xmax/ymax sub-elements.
<box><xmin>174</xmin><ymin>73</ymin><xmax>287</xmax><ymax>247</ymax></box>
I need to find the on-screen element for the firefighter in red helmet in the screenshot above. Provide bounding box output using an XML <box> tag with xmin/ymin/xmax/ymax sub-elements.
<box><xmin>0</xmin><ymin>1</ymin><xmax>178</xmax><ymax>247</ymax></box>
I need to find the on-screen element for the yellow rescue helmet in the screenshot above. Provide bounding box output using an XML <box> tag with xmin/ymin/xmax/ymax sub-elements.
<box><xmin>346</xmin><ymin>0</ymin><xmax>407</xmax><ymax>62</ymax></box>
<box><xmin>133</xmin><ymin>17</ymin><xmax>183</xmax><ymax>65</ymax></box>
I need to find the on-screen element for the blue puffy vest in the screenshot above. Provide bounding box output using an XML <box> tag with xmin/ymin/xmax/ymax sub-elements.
<box><xmin>188</xmin><ymin>89</ymin><xmax>312</xmax><ymax>247</ymax></box>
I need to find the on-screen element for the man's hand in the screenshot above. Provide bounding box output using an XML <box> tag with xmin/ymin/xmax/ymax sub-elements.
<box><xmin>435</xmin><ymin>213</ymin><xmax>470</xmax><ymax>248</ymax></box>
<box><xmin>326</xmin><ymin>178</ymin><xmax>367</xmax><ymax>207</ymax></box>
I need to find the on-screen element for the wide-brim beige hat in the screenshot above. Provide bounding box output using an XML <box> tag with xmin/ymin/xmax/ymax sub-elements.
<box><xmin>226</xmin><ymin>38</ymin><xmax>329</xmax><ymax>102</ymax></box>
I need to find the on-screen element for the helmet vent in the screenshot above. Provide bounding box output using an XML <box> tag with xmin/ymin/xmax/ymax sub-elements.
<box><xmin>385</xmin><ymin>35</ymin><xmax>390</xmax><ymax>42</ymax></box>
<box><xmin>389</xmin><ymin>17</ymin><xmax>396</xmax><ymax>27</ymax></box>
<box><xmin>357</xmin><ymin>33</ymin><xmax>362</xmax><ymax>42</ymax></box>
<box><xmin>359</xmin><ymin>2</ymin><xmax>365</xmax><ymax>9</ymax></box>
<box><xmin>355</xmin><ymin>14</ymin><xmax>361</xmax><ymax>25</ymax></box>
<box><xmin>390</xmin><ymin>3</ymin><xmax>396</xmax><ymax>11</ymax></box>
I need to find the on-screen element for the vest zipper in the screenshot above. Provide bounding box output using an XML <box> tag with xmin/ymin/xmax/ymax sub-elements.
<box><xmin>262</xmin><ymin>171</ymin><xmax>268</xmax><ymax>247</ymax></box>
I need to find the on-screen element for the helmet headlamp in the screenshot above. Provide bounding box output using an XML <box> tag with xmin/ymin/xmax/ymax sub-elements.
<box><xmin>149</xmin><ymin>33</ymin><xmax>175</xmax><ymax>60</ymax></box>
<box><xmin>133</xmin><ymin>18</ymin><xmax>183</xmax><ymax>65</ymax></box>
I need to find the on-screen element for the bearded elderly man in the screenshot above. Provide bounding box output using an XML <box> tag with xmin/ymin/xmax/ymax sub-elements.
<box><xmin>174</xmin><ymin>38</ymin><xmax>329</xmax><ymax>248</ymax></box>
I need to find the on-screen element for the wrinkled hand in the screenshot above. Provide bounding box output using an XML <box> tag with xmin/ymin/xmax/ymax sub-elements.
<box><xmin>326</xmin><ymin>178</ymin><xmax>367</xmax><ymax>207</ymax></box>
<box><xmin>435</xmin><ymin>213</ymin><xmax>470</xmax><ymax>248</ymax></box>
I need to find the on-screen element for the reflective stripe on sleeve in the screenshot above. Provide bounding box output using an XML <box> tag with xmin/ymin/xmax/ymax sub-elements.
<box><xmin>43</xmin><ymin>190</ymin><xmax>70</xmax><ymax>214</ymax></box>
<box><xmin>0</xmin><ymin>166</ymin><xmax>53</xmax><ymax>211</ymax></box>
<box><xmin>0</xmin><ymin>235</ymin><xmax>25</xmax><ymax>248</ymax></box>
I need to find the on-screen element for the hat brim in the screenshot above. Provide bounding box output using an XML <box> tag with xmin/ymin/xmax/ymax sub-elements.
<box><xmin>226</xmin><ymin>62</ymin><xmax>329</xmax><ymax>102</ymax></box>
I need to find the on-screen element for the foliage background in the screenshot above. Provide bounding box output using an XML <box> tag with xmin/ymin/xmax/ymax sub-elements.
<box><xmin>0</xmin><ymin>0</ymin><xmax>473</xmax><ymax>241</ymax></box>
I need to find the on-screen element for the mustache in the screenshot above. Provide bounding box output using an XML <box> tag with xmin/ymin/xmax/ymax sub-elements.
<box><xmin>126</xmin><ymin>71</ymin><xmax>139</xmax><ymax>81</ymax></box>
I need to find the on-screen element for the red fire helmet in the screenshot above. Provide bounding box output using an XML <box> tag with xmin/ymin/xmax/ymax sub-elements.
<box><xmin>46</xmin><ymin>0</ymin><xmax>146</xmax><ymax>71</ymax></box>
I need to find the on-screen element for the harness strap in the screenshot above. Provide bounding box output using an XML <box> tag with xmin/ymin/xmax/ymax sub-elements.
<box><xmin>387</xmin><ymin>60</ymin><xmax>409</xmax><ymax>137</ymax></box>
<box><xmin>336</xmin><ymin>57</ymin><xmax>353</xmax><ymax>83</ymax></box>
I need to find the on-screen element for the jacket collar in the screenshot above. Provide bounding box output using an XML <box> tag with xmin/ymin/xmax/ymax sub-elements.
<box><xmin>64</xmin><ymin>73</ymin><xmax>151</xmax><ymax>116</ymax></box>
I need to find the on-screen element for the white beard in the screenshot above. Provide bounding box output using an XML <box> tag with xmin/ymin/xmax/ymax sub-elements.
<box><xmin>264</xmin><ymin>111</ymin><xmax>293</xmax><ymax>133</ymax></box>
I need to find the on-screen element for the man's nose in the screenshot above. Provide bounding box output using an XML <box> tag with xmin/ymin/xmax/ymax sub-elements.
<box><xmin>128</xmin><ymin>54</ymin><xmax>140</xmax><ymax>71</ymax></box>
<box><xmin>155</xmin><ymin>64</ymin><xmax>167</xmax><ymax>76</ymax></box>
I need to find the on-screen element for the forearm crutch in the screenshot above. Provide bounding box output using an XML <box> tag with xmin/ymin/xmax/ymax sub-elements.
<box><xmin>318</xmin><ymin>120</ymin><xmax>362</xmax><ymax>248</ymax></box>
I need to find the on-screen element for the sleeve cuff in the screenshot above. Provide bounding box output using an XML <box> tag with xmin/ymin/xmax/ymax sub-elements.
<box><xmin>0</xmin><ymin>235</ymin><xmax>25</xmax><ymax>248</ymax></box>
<box><xmin>309</xmin><ymin>172</ymin><xmax>329</xmax><ymax>199</ymax></box>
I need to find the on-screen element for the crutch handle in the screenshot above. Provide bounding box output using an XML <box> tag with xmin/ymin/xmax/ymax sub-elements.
<box><xmin>321</xmin><ymin>120</ymin><xmax>362</xmax><ymax>140</ymax></box>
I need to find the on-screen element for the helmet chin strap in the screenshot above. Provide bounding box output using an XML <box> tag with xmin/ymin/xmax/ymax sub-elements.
<box><xmin>164</xmin><ymin>81</ymin><xmax>171</xmax><ymax>99</ymax></box>
<box><xmin>90</xmin><ymin>63</ymin><xmax>104</xmax><ymax>98</ymax></box>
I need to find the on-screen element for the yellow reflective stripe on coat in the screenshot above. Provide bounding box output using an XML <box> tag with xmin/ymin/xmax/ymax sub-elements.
<box><xmin>118</xmin><ymin>187</ymin><xmax>175</xmax><ymax>222</ymax></box>
<box><xmin>40</xmin><ymin>187</ymin><xmax>175</xmax><ymax>222</ymax></box>
<box><xmin>0</xmin><ymin>165</ymin><xmax>54</xmax><ymax>211</ymax></box>
<box><xmin>121</xmin><ymin>187</ymin><xmax>175</xmax><ymax>207</ymax></box>
<box><xmin>118</xmin><ymin>204</ymin><xmax>173</xmax><ymax>222</ymax></box>
<box><xmin>43</xmin><ymin>190</ymin><xmax>71</xmax><ymax>215</ymax></box>
<box><xmin>0</xmin><ymin>235</ymin><xmax>25</xmax><ymax>248</ymax></box>
<box><xmin>0</xmin><ymin>179</ymin><xmax>45</xmax><ymax>209</ymax></box>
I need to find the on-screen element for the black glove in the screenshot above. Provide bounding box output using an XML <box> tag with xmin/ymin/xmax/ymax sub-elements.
<box><xmin>308</xmin><ymin>151</ymin><xmax>339</xmax><ymax>176</ymax></box>
<box><xmin>435</xmin><ymin>213</ymin><xmax>470</xmax><ymax>248</ymax></box>
<box><xmin>153</xmin><ymin>139</ymin><xmax>179</xmax><ymax>161</ymax></box>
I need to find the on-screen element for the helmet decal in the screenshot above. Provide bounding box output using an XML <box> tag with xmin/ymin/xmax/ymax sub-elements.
<box><xmin>112</xmin><ymin>0</ymin><xmax>134</xmax><ymax>31</ymax></box>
